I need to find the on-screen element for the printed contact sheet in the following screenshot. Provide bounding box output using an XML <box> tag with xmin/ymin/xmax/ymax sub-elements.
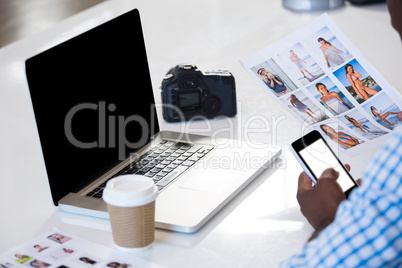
<box><xmin>241</xmin><ymin>14</ymin><xmax>402</xmax><ymax>156</ymax></box>
<box><xmin>0</xmin><ymin>228</ymin><xmax>163</xmax><ymax>268</ymax></box>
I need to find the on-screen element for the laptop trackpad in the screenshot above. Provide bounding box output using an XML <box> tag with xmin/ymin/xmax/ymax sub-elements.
<box><xmin>179</xmin><ymin>168</ymin><xmax>246</xmax><ymax>194</ymax></box>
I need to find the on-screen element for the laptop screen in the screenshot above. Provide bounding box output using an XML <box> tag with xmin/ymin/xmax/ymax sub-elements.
<box><xmin>25</xmin><ymin>9</ymin><xmax>160</xmax><ymax>205</ymax></box>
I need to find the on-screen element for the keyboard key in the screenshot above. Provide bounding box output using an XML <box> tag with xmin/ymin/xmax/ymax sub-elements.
<box><xmin>162</xmin><ymin>167</ymin><xmax>174</xmax><ymax>173</ymax></box>
<box><xmin>137</xmin><ymin>170</ymin><xmax>147</xmax><ymax>175</ymax></box>
<box><xmin>156</xmin><ymin>164</ymin><xmax>167</xmax><ymax>169</ymax></box>
<box><xmin>153</xmin><ymin>175</ymin><xmax>164</xmax><ymax>182</ymax></box>
<box><xmin>164</xmin><ymin>141</ymin><xmax>176</xmax><ymax>147</ymax></box>
<box><xmin>183</xmin><ymin>160</ymin><xmax>195</xmax><ymax>166</ymax></box>
<box><xmin>93</xmin><ymin>192</ymin><xmax>103</xmax><ymax>198</ymax></box>
<box><xmin>145</xmin><ymin>172</ymin><xmax>158</xmax><ymax>178</ymax></box>
<box><xmin>187</xmin><ymin>146</ymin><xmax>202</xmax><ymax>153</ymax></box>
<box><xmin>177</xmin><ymin>156</ymin><xmax>188</xmax><ymax>161</ymax></box>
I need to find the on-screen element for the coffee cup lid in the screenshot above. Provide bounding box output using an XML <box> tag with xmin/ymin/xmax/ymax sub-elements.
<box><xmin>103</xmin><ymin>175</ymin><xmax>158</xmax><ymax>207</ymax></box>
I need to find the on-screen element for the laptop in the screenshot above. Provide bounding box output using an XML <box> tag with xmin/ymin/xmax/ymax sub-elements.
<box><xmin>25</xmin><ymin>8</ymin><xmax>281</xmax><ymax>233</ymax></box>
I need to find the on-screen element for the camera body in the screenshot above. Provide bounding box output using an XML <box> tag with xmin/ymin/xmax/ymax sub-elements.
<box><xmin>161</xmin><ymin>64</ymin><xmax>237</xmax><ymax>122</ymax></box>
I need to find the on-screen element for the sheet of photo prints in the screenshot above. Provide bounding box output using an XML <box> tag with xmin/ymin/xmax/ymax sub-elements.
<box><xmin>0</xmin><ymin>228</ymin><xmax>164</xmax><ymax>268</ymax></box>
<box><xmin>241</xmin><ymin>13</ymin><xmax>402</xmax><ymax>156</ymax></box>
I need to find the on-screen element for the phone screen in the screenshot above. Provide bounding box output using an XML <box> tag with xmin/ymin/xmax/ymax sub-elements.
<box><xmin>299</xmin><ymin>138</ymin><xmax>356</xmax><ymax>193</ymax></box>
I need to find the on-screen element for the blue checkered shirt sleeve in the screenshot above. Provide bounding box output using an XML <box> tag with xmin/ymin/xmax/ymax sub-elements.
<box><xmin>280</xmin><ymin>127</ymin><xmax>402</xmax><ymax>267</ymax></box>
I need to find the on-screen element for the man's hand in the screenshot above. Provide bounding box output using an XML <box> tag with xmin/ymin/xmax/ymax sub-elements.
<box><xmin>297</xmin><ymin>167</ymin><xmax>349</xmax><ymax>241</ymax></box>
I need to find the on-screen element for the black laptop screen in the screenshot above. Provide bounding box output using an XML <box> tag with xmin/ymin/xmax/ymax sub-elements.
<box><xmin>25</xmin><ymin>9</ymin><xmax>159</xmax><ymax>206</ymax></box>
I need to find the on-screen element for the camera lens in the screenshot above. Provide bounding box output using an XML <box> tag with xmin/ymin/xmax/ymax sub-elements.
<box><xmin>203</xmin><ymin>98</ymin><xmax>221</xmax><ymax>115</ymax></box>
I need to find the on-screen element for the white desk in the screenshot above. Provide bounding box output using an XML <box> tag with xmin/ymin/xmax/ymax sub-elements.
<box><xmin>1</xmin><ymin>0</ymin><xmax>401</xmax><ymax>266</ymax></box>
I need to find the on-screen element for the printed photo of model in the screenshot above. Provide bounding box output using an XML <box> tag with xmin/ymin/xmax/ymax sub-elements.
<box><xmin>333</xmin><ymin>59</ymin><xmax>381</xmax><ymax>103</ymax></box>
<box><xmin>319</xmin><ymin>123</ymin><xmax>362</xmax><ymax>150</ymax></box>
<box><xmin>251</xmin><ymin>58</ymin><xmax>298</xmax><ymax>97</ymax></box>
<box><xmin>282</xmin><ymin>90</ymin><xmax>328</xmax><ymax>124</ymax></box>
<box><xmin>278</xmin><ymin>42</ymin><xmax>325</xmax><ymax>86</ymax></box>
<box><xmin>257</xmin><ymin>68</ymin><xmax>289</xmax><ymax>96</ymax></box>
<box><xmin>362</xmin><ymin>92</ymin><xmax>402</xmax><ymax>130</ymax></box>
<box><xmin>306</xmin><ymin>76</ymin><xmax>354</xmax><ymax>116</ymax></box>
<box><xmin>309</xmin><ymin>26</ymin><xmax>353</xmax><ymax>70</ymax></box>
<box><xmin>339</xmin><ymin>110</ymin><xmax>388</xmax><ymax>140</ymax></box>
<box><xmin>289</xmin><ymin>49</ymin><xmax>314</xmax><ymax>79</ymax></box>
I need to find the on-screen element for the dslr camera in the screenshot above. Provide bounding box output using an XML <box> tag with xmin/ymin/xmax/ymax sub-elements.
<box><xmin>161</xmin><ymin>64</ymin><xmax>237</xmax><ymax>122</ymax></box>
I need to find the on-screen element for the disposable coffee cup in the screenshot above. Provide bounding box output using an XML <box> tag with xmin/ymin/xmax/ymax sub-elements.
<box><xmin>103</xmin><ymin>174</ymin><xmax>158</xmax><ymax>253</ymax></box>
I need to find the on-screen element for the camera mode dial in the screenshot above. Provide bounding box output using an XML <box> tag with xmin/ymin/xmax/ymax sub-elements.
<box><xmin>163</xmin><ymin>73</ymin><xmax>174</xmax><ymax>81</ymax></box>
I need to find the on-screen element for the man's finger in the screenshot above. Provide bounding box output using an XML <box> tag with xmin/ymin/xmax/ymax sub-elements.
<box><xmin>344</xmin><ymin>164</ymin><xmax>351</xmax><ymax>172</ymax></box>
<box><xmin>298</xmin><ymin>172</ymin><xmax>314</xmax><ymax>192</ymax></box>
<box><xmin>319</xmin><ymin>168</ymin><xmax>339</xmax><ymax>181</ymax></box>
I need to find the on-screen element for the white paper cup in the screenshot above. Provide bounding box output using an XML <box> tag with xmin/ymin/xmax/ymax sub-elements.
<box><xmin>103</xmin><ymin>175</ymin><xmax>158</xmax><ymax>253</ymax></box>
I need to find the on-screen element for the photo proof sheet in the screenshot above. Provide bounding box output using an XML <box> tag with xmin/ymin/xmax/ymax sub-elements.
<box><xmin>0</xmin><ymin>228</ymin><xmax>164</xmax><ymax>268</ymax></box>
<box><xmin>241</xmin><ymin>14</ymin><xmax>402</xmax><ymax>156</ymax></box>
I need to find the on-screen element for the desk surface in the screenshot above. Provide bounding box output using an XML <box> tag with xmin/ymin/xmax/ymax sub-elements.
<box><xmin>1</xmin><ymin>0</ymin><xmax>401</xmax><ymax>266</ymax></box>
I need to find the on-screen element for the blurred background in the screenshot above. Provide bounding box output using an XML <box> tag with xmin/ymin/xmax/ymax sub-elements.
<box><xmin>0</xmin><ymin>0</ymin><xmax>102</xmax><ymax>48</ymax></box>
<box><xmin>0</xmin><ymin>0</ymin><xmax>386</xmax><ymax>48</ymax></box>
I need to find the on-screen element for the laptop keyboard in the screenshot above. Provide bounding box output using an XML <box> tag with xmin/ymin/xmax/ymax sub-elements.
<box><xmin>86</xmin><ymin>140</ymin><xmax>214</xmax><ymax>198</ymax></box>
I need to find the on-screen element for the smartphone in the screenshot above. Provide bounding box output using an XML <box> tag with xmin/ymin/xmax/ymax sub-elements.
<box><xmin>290</xmin><ymin>130</ymin><xmax>358</xmax><ymax>198</ymax></box>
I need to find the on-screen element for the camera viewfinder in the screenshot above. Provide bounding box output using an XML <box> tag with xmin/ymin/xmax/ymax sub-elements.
<box><xmin>184</xmin><ymin>79</ymin><xmax>196</xmax><ymax>88</ymax></box>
